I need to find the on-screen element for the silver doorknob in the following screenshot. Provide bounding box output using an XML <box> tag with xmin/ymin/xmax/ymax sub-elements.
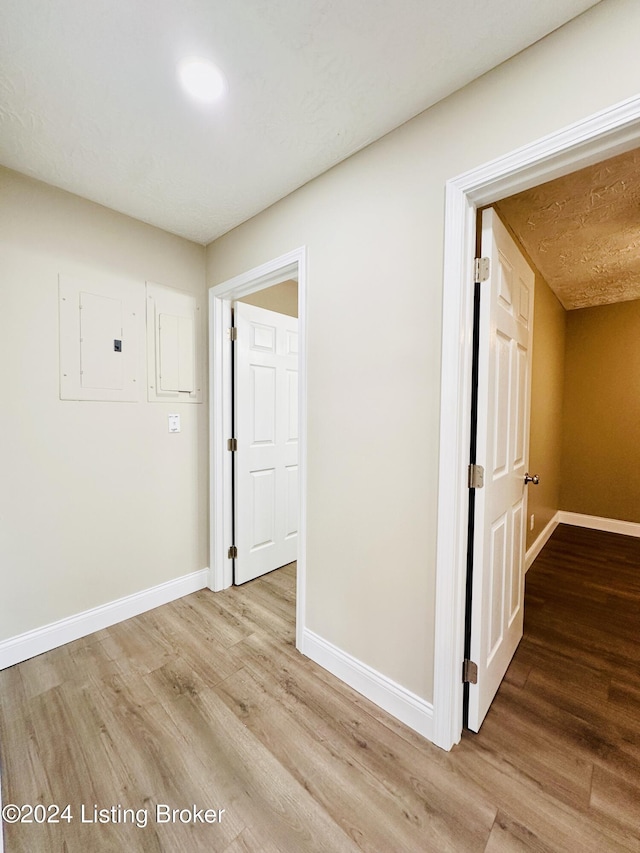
<box><xmin>524</xmin><ymin>473</ymin><xmax>539</xmax><ymax>485</ymax></box>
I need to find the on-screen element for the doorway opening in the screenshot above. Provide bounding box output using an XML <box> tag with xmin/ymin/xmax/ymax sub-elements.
<box><xmin>208</xmin><ymin>247</ymin><xmax>307</xmax><ymax>651</ymax></box>
<box><xmin>462</xmin><ymin>144</ymin><xmax>640</xmax><ymax>730</ymax></box>
<box><xmin>432</xmin><ymin>94</ymin><xmax>640</xmax><ymax>752</ymax></box>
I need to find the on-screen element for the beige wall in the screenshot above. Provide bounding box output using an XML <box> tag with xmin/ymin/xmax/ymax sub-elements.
<box><xmin>527</xmin><ymin>275</ymin><xmax>567</xmax><ymax>550</ymax></box>
<box><xmin>237</xmin><ymin>279</ymin><xmax>298</xmax><ymax>317</ymax></box>
<box><xmin>503</xmin><ymin>227</ymin><xmax>639</xmax><ymax>547</ymax></box>
<box><xmin>0</xmin><ymin>168</ymin><xmax>208</xmax><ymax>641</ymax></box>
<box><xmin>206</xmin><ymin>0</ymin><xmax>640</xmax><ymax>703</ymax></box>
<box><xmin>560</xmin><ymin>298</ymin><xmax>640</xmax><ymax>522</ymax></box>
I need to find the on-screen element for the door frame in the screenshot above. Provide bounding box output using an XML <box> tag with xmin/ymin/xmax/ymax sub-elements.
<box><xmin>432</xmin><ymin>94</ymin><xmax>640</xmax><ymax>751</ymax></box>
<box><xmin>208</xmin><ymin>247</ymin><xmax>307</xmax><ymax>651</ymax></box>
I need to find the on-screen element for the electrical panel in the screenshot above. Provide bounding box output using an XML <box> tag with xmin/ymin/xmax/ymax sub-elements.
<box><xmin>59</xmin><ymin>274</ymin><xmax>142</xmax><ymax>402</ymax></box>
<box><xmin>146</xmin><ymin>281</ymin><xmax>203</xmax><ymax>403</ymax></box>
<box><xmin>159</xmin><ymin>313</ymin><xmax>195</xmax><ymax>392</ymax></box>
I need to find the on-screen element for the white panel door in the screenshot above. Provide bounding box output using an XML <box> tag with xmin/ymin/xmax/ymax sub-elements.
<box><xmin>468</xmin><ymin>208</ymin><xmax>535</xmax><ymax>731</ymax></box>
<box><xmin>234</xmin><ymin>302</ymin><xmax>299</xmax><ymax>584</ymax></box>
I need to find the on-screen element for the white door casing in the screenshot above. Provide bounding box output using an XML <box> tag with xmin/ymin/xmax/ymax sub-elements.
<box><xmin>434</xmin><ymin>96</ymin><xmax>640</xmax><ymax>751</ymax></box>
<box><xmin>468</xmin><ymin>209</ymin><xmax>535</xmax><ymax>731</ymax></box>
<box><xmin>234</xmin><ymin>302</ymin><xmax>299</xmax><ymax>584</ymax></box>
<box><xmin>208</xmin><ymin>247</ymin><xmax>306</xmax><ymax>650</ymax></box>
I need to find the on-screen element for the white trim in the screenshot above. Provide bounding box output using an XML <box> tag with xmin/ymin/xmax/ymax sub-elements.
<box><xmin>558</xmin><ymin>511</ymin><xmax>640</xmax><ymax>538</ymax></box>
<box><xmin>208</xmin><ymin>247</ymin><xmax>307</xmax><ymax>651</ymax></box>
<box><xmin>434</xmin><ymin>93</ymin><xmax>640</xmax><ymax>752</ymax></box>
<box><xmin>209</xmin><ymin>287</ymin><xmax>233</xmax><ymax>592</ymax></box>
<box><xmin>525</xmin><ymin>513</ymin><xmax>560</xmax><ymax>571</ymax></box>
<box><xmin>525</xmin><ymin>511</ymin><xmax>640</xmax><ymax>572</ymax></box>
<box><xmin>0</xmin><ymin>569</ymin><xmax>209</xmax><ymax>671</ymax></box>
<box><xmin>302</xmin><ymin>629</ymin><xmax>434</xmax><ymax>741</ymax></box>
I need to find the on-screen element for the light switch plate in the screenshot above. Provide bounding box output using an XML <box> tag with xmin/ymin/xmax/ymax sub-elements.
<box><xmin>168</xmin><ymin>414</ymin><xmax>181</xmax><ymax>433</ymax></box>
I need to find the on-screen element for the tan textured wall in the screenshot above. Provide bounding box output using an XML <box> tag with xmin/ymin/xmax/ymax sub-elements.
<box><xmin>560</xmin><ymin>299</ymin><xmax>640</xmax><ymax>522</ymax></box>
<box><xmin>237</xmin><ymin>280</ymin><xmax>298</xmax><ymax>317</ymax></box>
<box><xmin>0</xmin><ymin>168</ymin><xmax>208</xmax><ymax>641</ymax></box>
<box><xmin>206</xmin><ymin>0</ymin><xmax>640</xmax><ymax>703</ymax></box>
<box><xmin>527</xmin><ymin>275</ymin><xmax>567</xmax><ymax>550</ymax></box>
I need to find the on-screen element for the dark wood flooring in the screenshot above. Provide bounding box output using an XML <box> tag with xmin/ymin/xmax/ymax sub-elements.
<box><xmin>0</xmin><ymin>526</ymin><xmax>639</xmax><ymax>852</ymax></box>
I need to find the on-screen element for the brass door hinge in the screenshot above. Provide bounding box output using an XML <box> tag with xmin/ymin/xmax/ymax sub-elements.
<box><xmin>462</xmin><ymin>659</ymin><xmax>478</xmax><ymax>684</ymax></box>
<box><xmin>468</xmin><ymin>464</ymin><xmax>484</xmax><ymax>489</ymax></box>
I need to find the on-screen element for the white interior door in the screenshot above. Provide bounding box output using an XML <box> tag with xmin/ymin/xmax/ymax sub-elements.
<box><xmin>468</xmin><ymin>208</ymin><xmax>535</xmax><ymax>731</ymax></box>
<box><xmin>234</xmin><ymin>302</ymin><xmax>299</xmax><ymax>584</ymax></box>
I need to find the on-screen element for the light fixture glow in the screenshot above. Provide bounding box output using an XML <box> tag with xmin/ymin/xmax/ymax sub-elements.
<box><xmin>178</xmin><ymin>58</ymin><xmax>226</xmax><ymax>103</ymax></box>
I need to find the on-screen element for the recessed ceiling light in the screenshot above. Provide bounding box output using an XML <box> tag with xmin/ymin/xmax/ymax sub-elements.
<box><xmin>178</xmin><ymin>58</ymin><xmax>226</xmax><ymax>104</ymax></box>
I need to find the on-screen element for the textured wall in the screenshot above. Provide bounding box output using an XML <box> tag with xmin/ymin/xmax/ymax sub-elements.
<box><xmin>561</xmin><ymin>299</ymin><xmax>640</xmax><ymax>522</ymax></box>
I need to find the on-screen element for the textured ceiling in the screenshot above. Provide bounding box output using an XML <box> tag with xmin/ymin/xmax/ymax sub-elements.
<box><xmin>496</xmin><ymin>147</ymin><xmax>640</xmax><ymax>310</ymax></box>
<box><xmin>0</xmin><ymin>0</ymin><xmax>600</xmax><ymax>244</ymax></box>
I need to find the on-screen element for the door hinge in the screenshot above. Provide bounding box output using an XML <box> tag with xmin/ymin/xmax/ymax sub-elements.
<box><xmin>468</xmin><ymin>463</ymin><xmax>484</xmax><ymax>489</ymax></box>
<box><xmin>227</xmin><ymin>327</ymin><xmax>238</xmax><ymax>341</ymax></box>
<box><xmin>462</xmin><ymin>659</ymin><xmax>478</xmax><ymax>684</ymax></box>
<box><xmin>228</xmin><ymin>545</ymin><xmax>238</xmax><ymax>559</ymax></box>
<box><xmin>227</xmin><ymin>438</ymin><xmax>237</xmax><ymax>452</ymax></box>
<box><xmin>474</xmin><ymin>257</ymin><xmax>490</xmax><ymax>283</ymax></box>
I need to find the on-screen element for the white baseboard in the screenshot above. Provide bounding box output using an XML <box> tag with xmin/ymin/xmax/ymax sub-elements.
<box><xmin>301</xmin><ymin>628</ymin><xmax>434</xmax><ymax>742</ymax></box>
<box><xmin>558</xmin><ymin>511</ymin><xmax>640</xmax><ymax>538</ymax></box>
<box><xmin>525</xmin><ymin>511</ymin><xmax>640</xmax><ymax>574</ymax></box>
<box><xmin>525</xmin><ymin>512</ymin><xmax>560</xmax><ymax>571</ymax></box>
<box><xmin>0</xmin><ymin>568</ymin><xmax>209</xmax><ymax>671</ymax></box>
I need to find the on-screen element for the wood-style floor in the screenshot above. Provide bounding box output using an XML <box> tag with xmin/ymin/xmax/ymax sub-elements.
<box><xmin>1</xmin><ymin>525</ymin><xmax>639</xmax><ymax>852</ymax></box>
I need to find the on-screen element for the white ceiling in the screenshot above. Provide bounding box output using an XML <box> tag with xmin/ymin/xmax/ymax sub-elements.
<box><xmin>0</xmin><ymin>0</ymin><xmax>601</xmax><ymax>245</ymax></box>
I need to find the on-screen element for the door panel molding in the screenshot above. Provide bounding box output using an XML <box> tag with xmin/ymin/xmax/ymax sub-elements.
<box><xmin>434</xmin><ymin>94</ymin><xmax>640</xmax><ymax>751</ymax></box>
<box><xmin>208</xmin><ymin>248</ymin><xmax>307</xmax><ymax>651</ymax></box>
<box><xmin>467</xmin><ymin>209</ymin><xmax>535</xmax><ymax>732</ymax></box>
<box><xmin>234</xmin><ymin>303</ymin><xmax>299</xmax><ymax>583</ymax></box>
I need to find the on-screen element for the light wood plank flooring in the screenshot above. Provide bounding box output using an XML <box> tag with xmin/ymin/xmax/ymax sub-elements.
<box><xmin>1</xmin><ymin>527</ymin><xmax>639</xmax><ymax>852</ymax></box>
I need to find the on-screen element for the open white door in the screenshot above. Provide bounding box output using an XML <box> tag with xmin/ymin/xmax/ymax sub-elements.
<box><xmin>467</xmin><ymin>208</ymin><xmax>536</xmax><ymax>731</ymax></box>
<box><xmin>234</xmin><ymin>302</ymin><xmax>299</xmax><ymax>584</ymax></box>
